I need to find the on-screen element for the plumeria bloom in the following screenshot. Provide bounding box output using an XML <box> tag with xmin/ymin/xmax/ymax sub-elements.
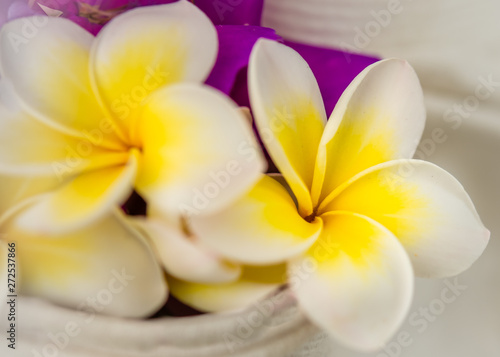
<box><xmin>0</xmin><ymin>175</ymin><xmax>167</xmax><ymax>317</ymax></box>
<box><xmin>0</xmin><ymin>1</ymin><xmax>264</xmax><ymax>234</ymax></box>
<box><xmin>190</xmin><ymin>40</ymin><xmax>490</xmax><ymax>351</ymax></box>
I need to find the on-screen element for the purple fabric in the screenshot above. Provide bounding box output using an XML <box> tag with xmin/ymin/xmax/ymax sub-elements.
<box><xmin>286</xmin><ymin>41</ymin><xmax>380</xmax><ymax>116</ymax></box>
<box><xmin>206</xmin><ymin>25</ymin><xmax>282</xmax><ymax>105</ymax></box>
<box><xmin>195</xmin><ymin>0</ymin><xmax>264</xmax><ymax>26</ymax></box>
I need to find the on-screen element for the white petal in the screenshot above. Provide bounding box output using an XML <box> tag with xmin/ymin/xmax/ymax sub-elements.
<box><xmin>16</xmin><ymin>151</ymin><xmax>138</xmax><ymax>234</ymax></box>
<box><xmin>0</xmin><ymin>174</ymin><xmax>59</xmax><ymax>220</ymax></box>
<box><xmin>322</xmin><ymin>159</ymin><xmax>489</xmax><ymax>278</ymax></box>
<box><xmin>0</xmin><ymin>80</ymin><xmax>128</xmax><ymax>178</ymax></box>
<box><xmin>0</xmin><ymin>17</ymin><xmax>123</xmax><ymax>148</ymax></box>
<box><xmin>290</xmin><ymin>212</ymin><xmax>413</xmax><ymax>351</ymax></box>
<box><xmin>249</xmin><ymin>39</ymin><xmax>326</xmax><ymax>216</ymax></box>
<box><xmin>136</xmin><ymin>84</ymin><xmax>266</xmax><ymax>217</ymax></box>
<box><xmin>169</xmin><ymin>264</ymin><xmax>286</xmax><ymax>312</ymax></box>
<box><xmin>6</xmin><ymin>210</ymin><xmax>168</xmax><ymax>318</ymax></box>
<box><xmin>192</xmin><ymin>175</ymin><xmax>322</xmax><ymax>265</ymax></box>
<box><xmin>314</xmin><ymin>58</ymin><xmax>426</xmax><ymax>203</ymax></box>
<box><xmin>90</xmin><ymin>1</ymin><xmax>218</xmax><ymax>143</ymax></box>
<box><xmin>137</xmin><ymin>218</ymin><xmax>241</xmax><ymax>284</ymax></box>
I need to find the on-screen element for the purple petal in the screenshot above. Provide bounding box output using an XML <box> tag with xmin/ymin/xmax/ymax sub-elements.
<box><xmin>205</xmin><ymin>25</ymin><xmax>281</xmax><ymax>106</ymax></box>
<box><xmin>195</xmin><ymin>0</ymin><xmax>264</xmax><ymax>26</ymax></box>
<box><xmin>285</xmin><ymin>41</ymin><xmax>380</xmax><ymax>115</ymax></box>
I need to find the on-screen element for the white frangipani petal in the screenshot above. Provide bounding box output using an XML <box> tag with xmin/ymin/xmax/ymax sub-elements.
<box><xmin>323</xmin><ymin>159</ymin><xmax>490</xmax><ymax>278</ymax></box>
<box><xmin>290</xmin><ymin>212</ymin><xmax>413</xmax><ymax>351</ymax></box>
<box><xmin>90</xmin><ymin>0</ymin><xmax>218</xmax><ymax>143</ymax></box>
<box><xmin>169</xmin><ymin>264</ymin><xmax>286</xmax><ymax>312</ymax></box>
<box><xmin>249</xmin><ymin>39</ymin><xmax>327</xmax><ymax>216</ymax></box>
<box><xmin>192</xmin><ymin>175</ymin><xmax>322</xmax><ymax>265</ymax></box>
<box><xmin>136</xmin><ymin>84</ymin><xmax>266</xmax><ymax>218</ymax></box>
<box><xmin>16</xmin><ymin>151</ymin><xmax>138</xmax><ymax>234</ymax></box>
<box><xmin>5</xmin><ymin>210</ymin><xmax>168</xmax><ymax>318</ymax></box>
<box><xmin>0</xmin><ymin>17</ymin><xmax>122</xmax><ymax>148</ymax></box>
<box><xmin>314</xmin><ymin>58</ymin><xmax>426</xmax><ymax>204</ymax></box>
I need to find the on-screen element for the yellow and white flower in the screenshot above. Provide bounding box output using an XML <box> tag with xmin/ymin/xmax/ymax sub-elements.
<box><xmin>0</xmin><ymin>175</ymin><xmax>167</xmax><ymax>317</ymax></box>
<box><xmin>0</xmin><ymin>0</ymin><xmax>264</xmax><ymax>234</ymax></box>
<box><xmin>189</xmin><ymin>40</ymin><xmax>490</xmax><ymax>351</ymax></box>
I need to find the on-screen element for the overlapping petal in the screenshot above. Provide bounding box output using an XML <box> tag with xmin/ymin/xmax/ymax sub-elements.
<box><xmin>313</xmin><ymin>59</ymin><xmax>426</xmax><ymax>204</ymax></box>
<box><xmin>137</xmin><ymin>218</ymin><xmax>241</xmax><ymax>284</ymax></box>
<box><xmin>169</xmin><ymin>264</ymin><xmax>286</xmax><ymax>312</ymax></box>
<box><xmin>290</xmin><ymin>212</ymin><xmax>413</xmax><ymax>351</ymax></box>
<box><xmin>0</xmin><ymin>175</ymin><xmax>59</xmax><ymax>221</ymax></box>
<box><xmin>0</xmin><ymin>17</ymin><xmax>123</xmax><ymax>149</ymax></box>
<box><xmin>321</xmin><ymin>160</ymin><xmax>490</xmax><ymax>278</ymax></box>
<box><xmin>192</xmin><ymin>175</ymin><xmax>322</xmax><ymax>265</ymax></box>
<box><xmin>90</xmin><ymin>0</ymin><xmax>218</xmax><ymax>144</ymax></box>
<box><xmin>16</xmin><ymin>150</ymin><xmax>138</xmax><ymax>234</ymax></box>
<box><xmin>0</xmin><ymin>80</ymin><xmax>128</xmax><ymax>178</ymax></box>
<box><xmin>136</xmin><ymin>83</ymin><xmax>265</xmax><ymax>217</ymax></box>
<box><xmin>249</xmin><ymin>39</ymin><xmax>326</xmax><ymax>216</ymax></box>
<box><xmin>4</xmin><ymin>210</ymin><xmax>168</xmax><ymax>318</ymax></box>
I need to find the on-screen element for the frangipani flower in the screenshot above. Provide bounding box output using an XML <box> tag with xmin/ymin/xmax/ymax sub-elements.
<box><xmin>190</xmin><ymin>40</ymin><xmax>490</xmax><ymax>350</ymax></box>
<box><xmin>0</xmin><ymin>175</ymin><xmax>167</xmax><ymax>317</ymax></box>
<box><xmin>0</xmin><ymin>1</ymin><xmax>264</xmax><ymax>234</ymax></box>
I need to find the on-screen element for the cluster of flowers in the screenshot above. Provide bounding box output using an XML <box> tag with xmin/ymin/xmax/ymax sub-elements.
<box><xmin>0</xmin><ymin>0</ymin><xmax>489</xmax><ymax>351</ymax></box>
